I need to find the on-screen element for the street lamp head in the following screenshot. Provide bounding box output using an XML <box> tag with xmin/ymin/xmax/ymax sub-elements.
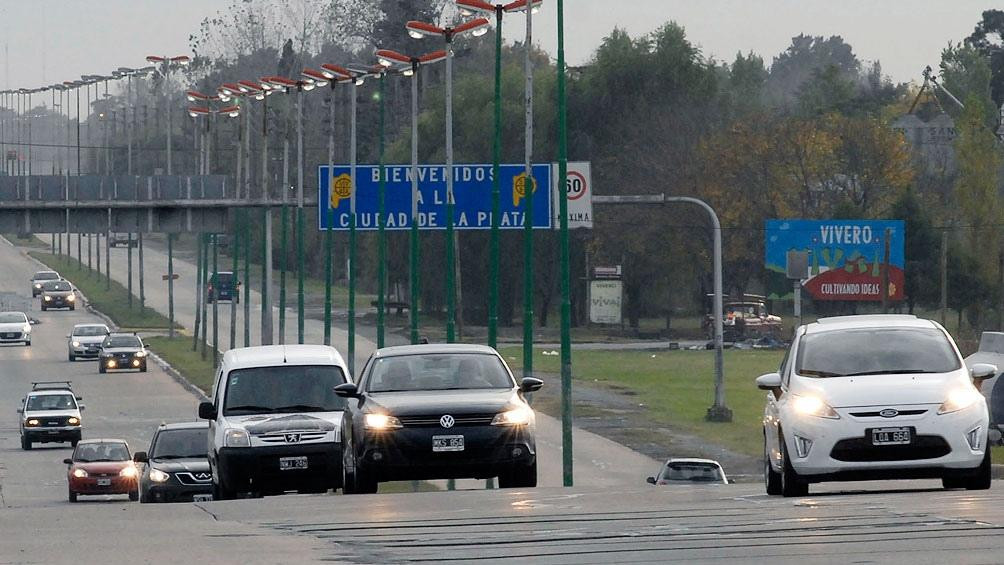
<box><xmin>376</xmin><ymin>49</ymin><xmax>411</xmax><ymax>67</ymax></box>
<box><xmin>146</xmin><ymin>56</ymin><xmax>165</xmax><ymax>63</ymax></box>
<box><xmin>320</xmin><ymin>64</ymin><xmax>351</xmax><ymax>81</ymax></box>
<box><xmin>302</xmin><ymin>69</ymin><xmax>329</xmax><ymax>88</ymax></box>
<box><xmin>458</xmin><ymin>18</ymin><xmax>492</xmax><ymax>37</ymax></box>
<box><xmin>406</xmin><ymin>21</ymin><xmax>443</xmax><ymax>39</ymax></box>
<box><xmin>186</xmin><ymin>90</ymin><xmax>208</xmax><ymax>102</ymax></box>
<box><xmin>419</xmin><ymin>50</ymin><xmax>448</xmax><ymax>65</ymax></box>
<box><xmin>171</xmin><ymin>56</ymin><xmax>192</xmax><ymax>66</ymax></box>
<box><xmin>218</xmin><ymin>105</ymin><xmax>240</xmax><ymax>118</ymax></box>
<box><xmin>187</xmin><ymin>106</ymin><xmax>209</xmax><ymax>118</ymax></box>
<box><xmin>456</xmin><ymin>0</ymin><xmax>496</xmax><ymax>16</ymax></box>
<box><xmin>503</xmin><ymin>0</ymin><xmax>543</xmax><ymax>13</ymax></box>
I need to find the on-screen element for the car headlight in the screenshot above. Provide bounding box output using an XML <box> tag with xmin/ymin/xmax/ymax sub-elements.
<box><xmin>67</xmin><ymin>417</ymin><xmax>80</xmax><ymax>426</ymax></box>
<box><xmin>149</xmin><ymin>468</ymin><xmax>170</xmax><ymax>483</ymax></box>
<box><xmin>939</xmin><ymin>387</ymin><xmax>984</xmax><ymax>415</ymax></box>
<box><xmin>134</xmin><ymin>351</ymin><xmax>147</xmax><ymax>357</ymax></box>
<box><xmin>119</xmin><ymin>465</ymin><xmax>138</xmax><ymax>478</ymax></box>
<box><xmin>224</xmin><ymin>428</ymin><xmax>251</xmax><ymax>447</ymax></box>
<box><xmin>25</xmin><ymin>418</ymin><xmax>40</xmax><ymax>427</ymax></box>
<box><xmin>72</xmin><ymin>341</ymin><xmax>81</xmax><ymax>347</ymax></box>
<box><xmin>66</xmin><ymin>294</ymin><xmax>75</xmax><ymax>302</ymax></box>
<box><xmin>364</xmin><ymin>413</ymin><xmax>403</xmax><ymax>430</ymax></box>
<box><xmin>491</xmin><ymin>406</ymin><xmax>533</xmax><ymax>426</ymax></box>
<box><xmin>72</xmin><ymin>468</ymin><xmax>88</xmax><ymax>478</ymax></box>
<box><xmin>34</xmin><ymin>283</ymin><xmax>41</xmax><ymax>289</ymax></box>
<box><xmin>791</xmin><ymin>395</ymin><xmax>840</xmax><ymax>419</ymax></box>
<box><xmin>107</xmin><ymin>359</ymin><xmax>117</xmax><ymax>368</ymax></box>
<box><xmin>22</xmin><ymin>324</ymin><xmax>30</xmax><ymax>333</ymax></box>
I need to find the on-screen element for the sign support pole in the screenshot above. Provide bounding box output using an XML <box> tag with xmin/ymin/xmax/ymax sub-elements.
<box><xmin>557</xmin><ymin>0</ymin><xmax>574</xmax><ymax>487</ymax></box>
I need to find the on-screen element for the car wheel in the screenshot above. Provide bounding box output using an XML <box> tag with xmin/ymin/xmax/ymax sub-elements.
<box><xmin>70</xmin><ymin>305</ymin><xmax>75</xmax><ymax>311</ymax></box>
<box><xmin>68</xmin><ymin>489</ymin><xmax>77</xmax><ymax>503</ymax></box>
<box><xmin>99</xmin><ymin>365</ymin><xmax>106</xmax><ymax>373</ymax></box>
<box><xmin>764</xmin><ymin>433</ymin><xmax>782</xmax><ymax>495</ymax></box>
<box><xmin>24</xmin><ymin>340</ymin><xmax>30</xmax><ymax>347</ymax></box>
<box><xmin>498</xmin><ymin>461</ymin><xmax>537</xmax><ymax>488</ymax></box>
<box><xmin>140</xmin><ymin>363</ymin><xmax>148</xmax><ymax>373</ymax></box>
<box><xmin>213</xmin><ymin>477</ymin><xmax>236</xmax><ymax>501</ymax></box>
<box><xmin>21</xmin><ymin>435</ymin><xmax>31</xmax><ymax>450</ymax></box>
<box><xmin>779</xmin><ymin>430</ymin><xmax>808</xmax><ymax>497</ymax></box>
<box><xmin>41</xmin><ymin>305</ymin><xmax>47</xmax><ymax>311</ymax></box>
<box><xmin>129</xmin><ymin>489</ymin><xmax>139</xmax><ymax>502</ymax></box>
<box><xmin>354</xmin><ymin>466</ymin><xmax>378</xmax><ymax>494</ymax></box>
<box><xmin>964</xmin><ymin>448</ymin><xmax>992</xmax><ymax>490</ymax></box>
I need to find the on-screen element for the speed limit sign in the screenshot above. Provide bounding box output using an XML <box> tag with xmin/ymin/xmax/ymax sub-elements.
<box><xmin>552</xmin><ymin>161</ymin><xmax>593</xmax><ymax>229</ymax></box>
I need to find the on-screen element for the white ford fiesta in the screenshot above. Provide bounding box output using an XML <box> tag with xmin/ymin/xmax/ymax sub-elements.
<box><xmin>758</xmin><ymin>315</ymin><xmax>994</xmax><ymax>497</ymax></box>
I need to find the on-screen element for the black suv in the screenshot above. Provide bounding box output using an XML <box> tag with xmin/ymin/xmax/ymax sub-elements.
<box><xmin>98</xmin><ymin>333</ymin><xmax>148</xmax><ymax>373</ymax></box>
<box><xmin>207</xmin><ymin>271</ymin><xmax>240</xmax><ymax>303</ymax></box>
<box><xmin>134</xmin><ymin>422</ymin><xmax>213</xmax><ymax>503</ymax></box>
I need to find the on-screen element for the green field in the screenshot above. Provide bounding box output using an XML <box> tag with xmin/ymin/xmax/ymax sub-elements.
<box><xmin>499</xmin><ymin>347</ymin><xmax>784</xmax><ymax>457</ymax></box>
<box><xmin>144</xmin><ymin>336</ymin><xmax>216</xmax><ymax>393</ymax></box>
<box><xmin>30</xmin><ymin>252</ymin><xmax>178</xmax><ymax>330</ymax></box>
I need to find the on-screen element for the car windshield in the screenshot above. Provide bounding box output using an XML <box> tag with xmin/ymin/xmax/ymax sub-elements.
<box><xmin>73</xmin><ymin>326</ymin><xmax>109</xmax><ymax>337</ymax></box>
<box><xmin>212</xmin><ymin>273</ymin><xmax>233</xmax><ymax>284</ymax></box>
<box><xmin>366</xmin><ymin>353</ymin><xmax>515</xmax><ymax>392</ymax></box>
<box><xmin>26</xmin><ymin>394</ymin><xmax>76</xmax><ymax>411</ymax></box>
<box><xmin>659</xmin><ymin>462</ymin><xmax>724</xmax><ymax>483</ymax></box>
<box><xmin>223</xmin><ymin>365</ymin><xmax>347</xmax><ymax>416</ymax></box>
<box><xmin>104</xmin><ymin>336</ymin><xmax>142</xmax><ymax>348</ymax></box>
<box><xmin>34</xmin><ymin>272</ymin><xmax>58</xmax><ymax>280</ymax></box>
<box><xmin>74</xmin><ymin>442</ymin><xmax>130</xmax><ymax>462</ymax></box>
<box><xmin>0</xmin><ymin>312</ymin><xmax>26</xmax><ymax>323</ymax></box>
<box><xmin>42</xmin><ymin>281</ymin><xmax>71</xmax><ymax>292</ymax></box>
<box><xmin>151</xmin><ymin>429</ymin><xmax>207</xmax><ymax>459</ymax></box>
<box><xmin>796</xmin><ymin>327</ymin><xmax>961</xmax><ymax>377</ymax></box>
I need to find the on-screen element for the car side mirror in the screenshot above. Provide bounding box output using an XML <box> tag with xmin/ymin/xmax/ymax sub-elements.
<box><xmin>646</xmin><ymin>476</ymin><xmax>656</xmax><ymax>485</ymax></box>
<box><xmin>520</xmin><ymin>377</ymin><xmax>543</xmax><ymax>393</ymax></box>
<box><xmin>29</xmin><ymin>318</ymin><xmax>38</xmax><ymax>325</ymax></box>
<box><xmin>756</xmin><ymin>372</ymin><xmax>782</xmax><ymax>391</ymax></box>
<box><xmin>65</xmin><ymin>335</ymin><xmax>70</xmax><ymax>339</ymax></box>
<box><xmin>133</xmin><ymin>451</ymin><xmax>148</xmax><ymax>463</ymax></box>
<box><xmin>971</xmin><ymin>363</ymin><xmax>997</xmax><ymax>381</ymax></box>
<box><xmin>79</xmin><ymin>405</ymin><xmax>85</xmax><ymax>411</ymax></box>
<box><xmin>16</xmin><ymin>408</ymin><xmax>22</xmax><ymax>414</ymax></box>
<box><xmin>334</xmin><ymin>383</ymin><xmax>360</xmax><ymax>398</ymax></box>
<box><xmin>198</xmin><ymin>401</ymin><xmax>217</xmax><ymax>420</ymax></box>
<box><xmin>63</xmin><ymin>458</ymin><xmax>73</xmax><ymax>465</ymax></box>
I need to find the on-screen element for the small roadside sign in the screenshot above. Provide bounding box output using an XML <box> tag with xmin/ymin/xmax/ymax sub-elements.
<box><xmin>552</xmin><ymin>161</ymin><xmax>593</xmax><ymax>230</ymax></box>
<box><xmin>162</xmin><ymin>274</ymin><xmax>180</xmax><ymax>281</ymax></box>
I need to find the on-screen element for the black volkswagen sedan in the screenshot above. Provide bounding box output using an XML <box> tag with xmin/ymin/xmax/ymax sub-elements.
<box><xmin>337</xmin><ymin>344</ymin><xmax>542</xmax><ymax>494</ymax></box>
<box><xmin>134</xmin><ymin>422</ymin><xmax>213</xmax><ymax>503</ymax></box>
<box><xmin>98</xmin><ymin>333</ymin><xmax>148</xmax><ymax>373</ymax></box>
<box><xmin>40</xmin><ymin>280</ymin><xmax>76</xmax><ymax>311</ymax></box>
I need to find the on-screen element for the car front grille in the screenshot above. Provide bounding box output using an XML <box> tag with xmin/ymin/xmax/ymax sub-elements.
<box><xmin>176</xmin><ymin>472</ymin><xmax>213</xmax><ymax>485</ymax></box>
<box><xmin>0</xmin><ymin>332</ymin><xmax>22</xmax><ymax>340</ymax></box>
<box><xmin>397</xmin><ymin>414</ymin><xmax>496</xmax><ymax>427</ymax></box>
<box><xmin>849</xmin><ymin>409</ymin><xmax>929</xmax><ymax>418</ymax></box>
<box><xmin>830</xmin><ymin>435</ymin><xmax>951</xmax><ymax>462</ymax></box>
<box><xmin>257</xmin><ymin>432</ymin><xmax>327</xmax><ymax>444</ymax></box>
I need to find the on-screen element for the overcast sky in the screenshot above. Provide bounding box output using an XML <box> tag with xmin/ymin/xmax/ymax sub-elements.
<box><xmin>0</xmin><ymin>0</ymin><xmax>990</xmax><ymax>102</ymax></box>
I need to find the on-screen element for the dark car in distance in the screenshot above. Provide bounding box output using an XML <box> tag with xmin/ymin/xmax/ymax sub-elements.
<box><xmin>207</xmin><ymin>271</ymin><xmax>239</xmax><ymax>303</ymax></box>
<box><xmin>98</xmin><ymin>333</ymin><xmax>148</xmax><ymax>373</ymax></box>
<box><xmin>337</xmin><ymin>344</ymin><xmax>542</xmax><ymax>494</ymax></box>
<box><xmin>40</xmin><ymin>280</ymin><xmax>76</xmax><ymax>311</ymax></box>
<box><xmin>134</xmin><ymin>422</ymin><xmax>213</xmax><ymax>503</ymax></box>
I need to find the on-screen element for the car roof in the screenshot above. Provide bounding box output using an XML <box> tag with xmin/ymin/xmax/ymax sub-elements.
<box><xmin>802</xmin><ymin>314</ymin><xmax>937</xmax><ymax>335</ymax></box>
<box><xmin>73</xmin><ymin>323</ymin><xmax>108</xmax><ymax>329</ymax></box>
<box><xmin>77</xmin><ymin>439</ymin><xmax>128</xmax><ymax>445</ymax></box>
<box><xmin>107</xmin><ymin>332</ymin><xmax>141</xmax><ymax>338</ymax></box>
<box><xmin>222</xmin><ymin>344</ymin><xmax>347</xmax><ymax>370</ymax></box>
<box><xmin>28</xmin><ymin>389</ymin><xmax>75</xmax><ymax>396</ymax></box>
<box><xmin>157</xmin><ymin>421</ymin><xmax>209</xmax><ymax>431</ymax></box>
<box><xmin>0</xmin><ymin>311</ymin><xmax>27</xmax><ymax>316</ymax></box>
<box><xmin>33</xmin><ymin>271</ymin><xmax>58</xmax><ymax>276</ymax></box>
<box><xmin>373</xmin><ymin>343</ymin><xmax>500</xmax><ymax>358</ymax></box>
<box><xmin>664</xmin><ymin>458</ymin><xmax>723</xmax><ymax>467</ymax></box>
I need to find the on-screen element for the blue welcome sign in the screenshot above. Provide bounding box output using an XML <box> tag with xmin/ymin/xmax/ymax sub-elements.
<box><xmin>317</xmin><ymin>163</ymin><xmax>552</xmax><ymax>231</ymax></box>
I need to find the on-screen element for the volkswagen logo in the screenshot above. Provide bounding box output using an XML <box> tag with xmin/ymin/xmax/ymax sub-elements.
<box><xmin>439</xmin><ymin>415</ymin><xmax>455</xmax><ymax>429</ymax></box>
<box><xmin>879</xmin><ymin>408</ymin><xmax>899</xmax><ymax>418</ymax></box>
<box><xmin>284</xmin><ymin>433</ymin><xmax>302</xmax><ymax>443</ymax></box>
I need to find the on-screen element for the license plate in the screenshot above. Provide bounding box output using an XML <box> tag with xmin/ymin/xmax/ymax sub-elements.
<box><xmin>193</xmin><ymin>494</ymin><xmax>214</xmax><ymax>502</ymax></box>
<box><xmin>97</xmin><ymin>478</ymin><xmax>111</xmax><ymax>486</ymax></box>
<box><xmin>279</xmin><ymin>456</ymin><xmax>308</xmax><ymax>470</ymax></box>
<box><xmin>871</xmin><ymin>427</ymin><xmax>911</xmax><ymax>445</ymax></box>
<box><xmin>432</xmin><ymin>435</ymin><xmax>465</xmax><ymax>452</ymax></box>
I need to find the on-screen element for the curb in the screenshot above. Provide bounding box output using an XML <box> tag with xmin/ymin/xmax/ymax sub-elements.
<box><xmin>17</xmin><ymin>240</ymin><xmax>210</xmax><ymax>403</ymax></box>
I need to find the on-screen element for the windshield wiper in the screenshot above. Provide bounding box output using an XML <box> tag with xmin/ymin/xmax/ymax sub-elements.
<box><xmin>152</xmin><ymin>455</ymin><xmax>185</xmax><ymax>460</ymax></box>
<box><xmin>224</xmin><ymin>405</ymin><xmax>273</xmax><ymax>413</ymax></box>
<box><xmin>272</xmin><ymin>404</ymin><xmax>327</xmax><ymax>412</ymax></box>
<box><xmin>841</xmin><ymin>369</ymin><xmax>942</xmax><ymax>377</ymax></box>
<box><xmin>798</xmin><ymin>369</ymin><xmax>845</xmax><ymax>377</ymax></box>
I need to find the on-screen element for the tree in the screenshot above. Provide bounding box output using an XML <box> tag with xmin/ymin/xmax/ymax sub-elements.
<box><xmin>767</xmin><ymin>34</ymin><xmax>860</xmax><ymax>103</ymax></box>
<box><xmin>966</xmin><ymin>9</ymin><xmax>1004</xmax><ymax>109</ymax></box>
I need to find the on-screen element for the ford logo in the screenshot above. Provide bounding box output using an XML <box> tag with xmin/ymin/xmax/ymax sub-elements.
<box><xmin>439</xmin><ymin>415</ymin><xmax>455</xmax><ymax>429</ymax></box>
<box><xmin>879</xmin><ymin>408</ymin><xmax>899</xmax><ymax>418</ymax></box>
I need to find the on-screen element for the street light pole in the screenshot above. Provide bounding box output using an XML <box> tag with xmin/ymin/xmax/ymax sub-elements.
<box><xmin>146</xmin><ymin>55</ymin><xmax>190</xmax><ymax>175</ymax></box>
<box><xmin>522</xmin><ymin>0</ymin><xmax>535</xmax><ymax>383</ymax></box>
<box><xmin>556</xmin><ymin>0</ymin><xmax>573</xmax><ymax>487</ymax></box>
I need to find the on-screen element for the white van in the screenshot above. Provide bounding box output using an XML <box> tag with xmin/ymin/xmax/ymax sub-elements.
<box><xmin>198</xmin><ymin>345</ymin><xmax>350</xmax><ymax>499</ymax></box>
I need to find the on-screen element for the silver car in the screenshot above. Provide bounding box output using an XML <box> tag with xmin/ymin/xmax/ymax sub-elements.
<box><xmin>68</xmin><ymin>323</ymin><xmax>110</xmax><ymax>361</ymax></box>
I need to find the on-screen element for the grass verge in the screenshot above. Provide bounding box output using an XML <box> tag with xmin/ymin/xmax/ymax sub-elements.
<box><xmin>499</xmin><ymin>347</ymin><xmax>785</xmax><ymax>457</ymax></box>
<box><xmin>29</xmin><ymin>252</ymin><xmax>177</xmax><ymax>330</ymax></box>
<box><xmin>145</xmin><ymin>336</ymin><xmax>216</xmax><ymax>393</ymax></box>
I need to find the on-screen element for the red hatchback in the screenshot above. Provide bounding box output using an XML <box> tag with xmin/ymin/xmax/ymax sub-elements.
<box><xmin>64</xmin><ymin>439</ymin><xmax>139</xmax><ymax>502</ymax></box>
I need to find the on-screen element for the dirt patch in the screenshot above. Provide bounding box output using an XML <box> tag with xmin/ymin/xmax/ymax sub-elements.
<box><xmin>530</xmin><ymin>372</ymin><xmax>761</xmax><ymax>482</ymax></box>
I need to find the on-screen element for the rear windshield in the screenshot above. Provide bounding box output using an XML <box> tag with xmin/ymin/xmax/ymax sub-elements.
<box><xmin>42</xmin><ymin>281</ymin><xmax>72</xmax><ymax>292</ymax></box>
<box><xmin>73</xmin><ymin>326</ymin><xmax>109</xmax><ymax>337</ymax></box>
<box><xmin>27</xmin><ymin>394</ymin><xmax>76</xmax><ymax>411</ymax></box>
<box><xmin>34</xmin><ymin>272</ymin><xmax>58</xmax><ymax>280</ymax></box>
<box><xmin>104</xmin><ymin>336</ymin><xmax>142</xmax><ymax>348</ymax></box>
<box><xmin>659</xmin><ymin>462</ymin><xmax>724</xmax><ymax>483</ymax></box>
<box><xmin>74</xmin><ymin>442</ymin><xmax>130</xmax><ymax>462</ymax></box>
<box><xmin>796</xmin><ymin>327</ymin><xmax>961</xmax><ymax>377</ymax></box>
<box><xmin>0</xmin><ymin>312</ymin><xmax>26</xmax><ymax>323</ymax></box>
<box><xmin>366</xmin><ymin>353</ymin><xmax>515</xmax><ymax>393</ymax></box>
<box><xmin>152</xmin><ymin>428</ymin><xmax>207</xmax><ymax>459</ymax></box>
<box><xmin>223</xmin><ymin>365</ymin><xmax>347</xmax><ymax>416</ymax></box>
